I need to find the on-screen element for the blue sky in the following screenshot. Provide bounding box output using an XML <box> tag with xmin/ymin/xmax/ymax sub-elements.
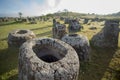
<box><xmin>0</xmin><ymin>0</ymin><xmax>120</xmax><ymax>17</ymax></box>
<box><xmin>0</xmin><ymin>0</ymin><xmax>45</xmax><ymax>14</ymax></box>
<box><xmin>0</xmin><ymin>0</ymin><xmax>47</xmax><ymax>17</ymax></box>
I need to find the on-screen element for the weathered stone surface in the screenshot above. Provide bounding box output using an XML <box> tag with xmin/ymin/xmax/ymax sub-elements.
<box><xmin>27</xmin><ymin>17</ymin><xmax>37</xmax><ymax>24</ymax></box>
<box><xmin>68</xmin><ymin>19</ymin><xmax>83</xmax><ymax>32</ymax></box>
<box><xmin>60</xmin><ymin>17</ymin><xmax>64</xmax><ymax>21</ymax></box>
<box><xmin>52</xmin><ymin>21</ymin><xmax>67</xmax><ymax>39</ymax></box>
<box><xmin>8</xmin><ymin>29</ymin><xmax>36</xmax><ymax>47</ymax></box>
<box><xmin>64</xmin><ymin>18</ymin><xmax>70</xmax><ymax>24</ymax></box>
<box><xmin>91</xmin><ymin>20</ymin><xmax>119</xmax><ymax>48</ymax></box>
<box><xmin>18</xmin><ymin>38</ymin><xmax>79</xmax><ymax>80</ymax></box>
<box><xmin>83</xmin><ymin>18</ymin><xmax>89</xmax><ymax>24</ymax></box>
<box><xmin>62</xmin><ymin>34</ymin><xmax>90</xmax><ymax>62</ymax></box>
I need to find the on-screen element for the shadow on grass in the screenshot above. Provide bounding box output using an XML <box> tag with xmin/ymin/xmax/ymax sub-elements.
<box><xmin>81</xmin><ymin>21</ymin><xmax>119</xmax><ymax>80</ymax></box>
<box><xmin>30</xmin><ymin>25</ymin><xmax>51</xmax><ymax>31</ymax></box>
<box><xmin>0</xmin><ymin>21</ymin><xmax>22</xmax><ymax>27</ymax></box>
<box><xmin>79</xmin><ymin>47</ymin><xmax>116</xmax><ymax>80</ymax></box>
<box><xmin>36</xmin><ymin>30</ymin><xmax>52</xmax><ymax>37</ymax></box>
<box><xmin>47</xmin><ymin>35</ymin><xmax>52</xmax><ymax>38</ymax></box>
<box><xmin>0</xmin><ymin>47</ymin><xmax>19</xmax><ymax>75</ymax></box>
<box><xmin>7</xmin><ymin>74</ymin><xmax>18</xmax><ymax>80</ymax></box>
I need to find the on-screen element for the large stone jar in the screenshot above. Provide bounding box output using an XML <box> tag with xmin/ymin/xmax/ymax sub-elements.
<box><xmin>19</xmin><ymin>38</ymin><xmax>79</xmax><ymax>80</ymax></box>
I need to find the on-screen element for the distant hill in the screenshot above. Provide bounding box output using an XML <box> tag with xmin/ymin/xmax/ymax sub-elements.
<box><xmin>46</xmin><ymin>12</ymin><xmax>85</xmax><ymax>17</ymax></box>
<box><xmin>46</xmin><ymin>12</ymin><xmax>99</xmax><ymax>19</ymax></box>
<box><xmin>51</xmin><ymin>11</ymin><xmax>120</xmax><ymax>19</ymax></box>
<box><xmin>55</xmin><ymin>12</ymin><xmax>87</xmax><ymax>16</ymax></box>
<box><xmin>108</xmin><ymin>12</ymin><xmax>120</xmax><ymax>17</ymax></box>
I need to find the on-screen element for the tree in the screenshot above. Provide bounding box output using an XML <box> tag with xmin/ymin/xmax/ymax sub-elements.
<box><xmin>46</xmin><ymin>13</ymin><xmax>53</xmax><ymax>18</ymax></box>
<box><xmin>63</xmin><ymin>9</ymin><xmax>68</xmax><ymax>12</ymax></box>
<box><xmin>63</xmin><ymin>9</ymin><xmax>69</xmax><ymax>17</ymax></box>
<box><xmin>18</xmin><ymin>12</ymin><xmax>22</xmax><ymax>19</ymax></box>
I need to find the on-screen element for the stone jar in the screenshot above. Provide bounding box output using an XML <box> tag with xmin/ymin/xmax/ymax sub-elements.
<box><xmin>62</xmin><ymin>34</ymin><xmax>90</xmax><ymax>62</ymax></box>
<box><xmin>8</xmin><ymin>29</ymin><xmax>36</xmax><ymax>47</ymax></box>
<box><xmin>19</xmin><ymin>38</ymin><xmax>79</xmax><ymax>80</ymax></box>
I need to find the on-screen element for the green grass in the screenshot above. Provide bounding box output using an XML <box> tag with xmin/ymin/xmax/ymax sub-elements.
<box><xmin>0</xmin><ymin>21</ymin><xmax>120</xmax><ymax>80</ymax></box>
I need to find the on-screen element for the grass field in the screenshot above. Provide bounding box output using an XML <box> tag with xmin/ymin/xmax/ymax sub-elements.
<box><xmin>0</xmin><ymin>20</ymin><xmax>120</xmax><ymax>80</ymax></box>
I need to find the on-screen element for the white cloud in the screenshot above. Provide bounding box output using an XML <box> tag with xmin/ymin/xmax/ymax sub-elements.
<box><xmin>4</xmin><ymin>0</ymin><xmax>120</xmax><ymax>17</ymax></box>
<box><xmin>18</xmin><ymin>0</ymin><xmax>47</xmax><ymax>16</ymax></box>
<box><xmin>18</xmin><ymin>0</ymin><xmax>61</xmax><ymax>16</ymax></box>
<box><xmin>57</xmin><ymin>0</ymin><xmax>120</xmax><ymax>14</ymax></box>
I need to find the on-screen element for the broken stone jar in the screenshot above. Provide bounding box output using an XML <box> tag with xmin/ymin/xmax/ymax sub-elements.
<box><xmin>52</xmin><ymin>23</ymin><xmax>67</xmax><ymax>39</ymax></box>
<box><xmin>19</xmin><ymin>38</ymin><xmax>79</xmax><ymax>80</ymax></box>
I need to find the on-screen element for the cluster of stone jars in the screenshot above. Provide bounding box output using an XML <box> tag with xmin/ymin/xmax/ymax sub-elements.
<box><xmin>8</xmin><ymin>19</ymin><xmax>91</xmax><ymax>80</ymax></box>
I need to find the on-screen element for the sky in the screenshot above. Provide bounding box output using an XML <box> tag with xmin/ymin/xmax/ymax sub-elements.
<box><xmin>0</xmin><ymin>0</ymin><xmax>120</xmax><ymax>17</ymax></box>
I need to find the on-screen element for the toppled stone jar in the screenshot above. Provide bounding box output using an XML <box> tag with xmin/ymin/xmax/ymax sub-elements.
<box><xmin>62</xmin><ymin>34</ymin><xmax>90</xmax><ymax>62</ymax></box>
<box><xmin>8</xmin><ymin>29</ymin><xmax>36</xmax><ymax>47</ymax></box>
<box><xmin>19</xmin><ymin>38</ymin><xmax>79</xmax><ymax>80</ymax></box>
